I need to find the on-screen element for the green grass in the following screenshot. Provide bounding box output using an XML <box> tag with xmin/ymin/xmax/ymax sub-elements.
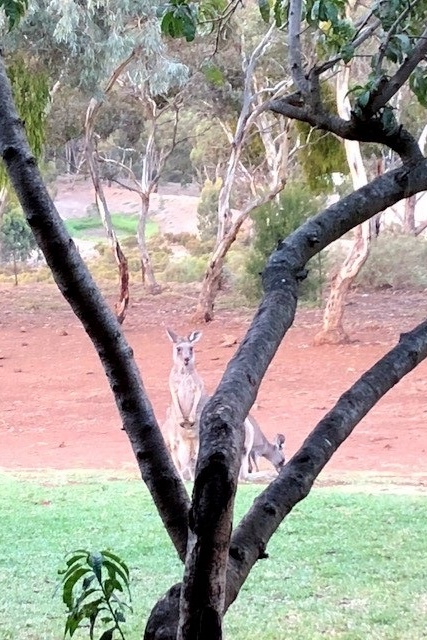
<box><xmin>1</xmin><ymin>472</ymin><xmax>426</xmax><ymax>639</ymax></box>
<box><xmin>64</xmin><ymin>214</ymin><xmax>158</xmax><ymax>239</ymax></box>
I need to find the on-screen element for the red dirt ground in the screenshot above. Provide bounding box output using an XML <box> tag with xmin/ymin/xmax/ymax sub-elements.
<box><xmin>1</xmin><ymin>283</ymin><xmax>426</xmax><ymax>483</ymax></box>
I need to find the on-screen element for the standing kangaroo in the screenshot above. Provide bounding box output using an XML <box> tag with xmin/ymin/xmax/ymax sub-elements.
<box><xmin>161</xmin><ymin>329</ymin><xmax>255</xmax><ymax>481</ymax></box>
<box><xmin>166</xmin><ymin>328</ymin><xmax>204</xmax><ymax>429</ymax></box>
<box><xmin>162</xmin><ymin>329</ymin><xmax>205</xmax><ymax>480</ymax></box>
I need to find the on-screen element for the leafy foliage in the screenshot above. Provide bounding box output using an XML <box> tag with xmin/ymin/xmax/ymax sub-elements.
<box><xmin>243</xmin><ymin>183</ymin><xmax>326</xmax><ymax>302</ymax></box>
<box><xmin>0</xmin><ymin>0</ymin><xmax>28</xmax><ymax>29</ymax></box>
<box><xmin>159</xmin><ymin>0</ymin><xmax>198</xmax><ymax>42</ymax></box>
<box><xmin>159</xmin><ymin>0</ymin><xmax>427</xmax><ymax>112</ymax></box>
<box><xmin>0</xmin><ymin>56</ymin><xmax>49</xmax><ymax>189</ymax></box>
<box><xmin>159</xmin><ymin>0</ymin><xmax>227</xmax><ymax>40</ymax></box>
<box><xmin>58</xmin><ymin>549</ymin><xmax>132</xmax><ymax>640</ymax></box>
<box><xmin>296</xmin><ymin>123</ymin><xmax>347</xmax><ymax>194</ymax></box>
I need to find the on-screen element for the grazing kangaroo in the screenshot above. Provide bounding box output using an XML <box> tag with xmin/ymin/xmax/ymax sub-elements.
<box><xmin>248</xmin><ymin>416</ymin><xmax>285</xmax><ymax>473</ymax></box>
<box><xmin>162</xmin><ymin>328</ymin><xmax>255</xmax><ymax>482</ymax></box>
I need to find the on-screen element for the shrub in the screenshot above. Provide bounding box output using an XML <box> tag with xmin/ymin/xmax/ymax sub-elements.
<box><xmin>162</xmin><ymin>256</ymin><xmax>207</xmax><ymax>283</ymax></box>
<box><xmin>163</xmin><ymin>231</ymin><xmax>214</xmax><ymax>256</ymax></box>
<box><xmin>58</xmin><ymin>548</ymin><xmax>132</xmax><ymax>640</ymax></box>
<box><xmin>355</xmin><ymin>233</ymin><xmax>427</xmax><ymax>290</ymax></box>
<box><xmin>241</xmin><ymin>183</ymin><xmax>326</xmax><ymax>303</ymax></box>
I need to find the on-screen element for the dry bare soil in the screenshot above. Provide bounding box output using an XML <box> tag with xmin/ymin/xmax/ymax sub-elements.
<box><xmin>1</xmin><ymin>280</ymin><xmax>427</xmax><ymax>485</ymax></box>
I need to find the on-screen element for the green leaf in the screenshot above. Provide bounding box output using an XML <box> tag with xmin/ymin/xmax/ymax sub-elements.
<box><xmin>258</xmin><ymin>0</ymin><xmax>271</xmax><ymax>22</ymax></box>
<box><xmin>394</xmin><ymin>33</ymin><xmax>411</xmax><ymax>53</ymax></box>
<box><xmin>65</xmin><ymin>550</ymin><xmax>90</xmax><ymax>566</ymax></box>
<box><xmin>323</xmin><ymin>1</ymin><xmax>338</xmax><ymax>23</ymax></box>
<box><xmin>60</xmin><ymin>560</ymin><xmax>89</xmax><ymax>584</ymax></box>
<box><xmin>82</xmin><ymin>575</ymin><xmax>96</xmax><ymax>590</ymax></box>
<box><xmin>102</xmin><ymin>551</ymin><xmax>130</xmax><ymax>576</ymax></box>
<box><xmin>62</xmin><ymin>568</ymin><xmax>91</xmax><ymax>608</ymax></box>
<box><xmin>1</xmin><ymin>0</ymin><xmax>28</xmax><ymax>30</ymax></box>
<box><xmin>102</xmin><ymin>559</ymin><xmax>130</xmax><ymax>593</ymax></box>
<box><xmin>64</xmin><ymin>609</ymin><xmax>85</xmax><ymax>638</ymax></box>
<box><xmin>75</xmin><ymin>587</ymin><xmax>100</xmax><ymax>608</ymax></box>
<box><xmin>115</xmin><ymin>608</ymin><xmax>126</xmax><ymax>622</ymax></box>
<box><xmin>357</xmin><ymin>90</ymin><xmax>371</xmax><ymax>108</ymax></box>
<box><xmin>103</xmin><ymin>577</ymin><xmax>122</xmax><ymax>599</ymax></box>
<box><xmin>310</xmin><ymin>0</ymin><xmax>320</xmax><ymax>21</ymax></box>
<box><xmin>99</xmin><ymin>629</ymin><xmax>115</xmax><ymax>640</ymax></box>
<box><xmin>273</xmin><ymin>0</ymin><xmax>285</xmax><ymax>27</ymax></box>
<box><xmin>182</xmin><ymin>17</ymin><xmax>197</xmax><ymax>41</ymax></box>
<box><xmin>410</xmin><ymin>68</ymin><xmax>427</xmax><ymax>108</ymax></box>
<box><xmin>380</xmin><ymin>106</ymin><xmax>396</xmax><ymax>130</ymax></box>
<box><xmin>341</xmin><ymin>43</ymin><xmax>354</xmax><ymax>64</ymax></box>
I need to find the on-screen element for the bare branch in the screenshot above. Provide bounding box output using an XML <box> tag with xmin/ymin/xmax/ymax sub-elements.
<box><xmin>98</xmin><ymin>155</ymin><xmax>142</xmax><ymax>192</ymax></box>
<box><xmin>288</xmin><ymin>0</ymin><xmax>309</xmax><ymax>94</ymax></box>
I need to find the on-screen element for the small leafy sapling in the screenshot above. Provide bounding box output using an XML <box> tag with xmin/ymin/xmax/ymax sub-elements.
<box><xmin>58</xmin><ymin>549</ymin><xmax>132</xmax><ymax>640</ymax></box>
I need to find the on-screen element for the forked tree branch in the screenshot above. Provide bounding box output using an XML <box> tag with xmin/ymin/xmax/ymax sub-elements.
<box><xmin>176</xmin><ymin>155</ymin><xmax>427</xmax><ymax>637</ymax></box>
<box><xmin>268</xmin><ymin>94</ymin><xmax>423</xmax><ymax>162</ymax></box>
<box><xmin>145</xmin><ymin>315</ymin><xmax>427</xmax><ymax>638</ymax></box>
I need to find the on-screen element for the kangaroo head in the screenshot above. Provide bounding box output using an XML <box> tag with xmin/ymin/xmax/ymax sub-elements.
<box><xmin>272</xmin><ymin>433</ymin><xmax>286</xmax><ymax>471</ymax></box>
<box><xmin>166</xmin><ymin>328</ymin><xmax>202</xmax><ymax>369</ymax></box>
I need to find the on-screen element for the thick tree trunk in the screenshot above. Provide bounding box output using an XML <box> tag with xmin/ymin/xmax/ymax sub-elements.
<box><xmin>138</xmin><ymin>193</ymin><xmax>161</xmax><ymax>294</ymax></box>
<box><xmin>314</xmin><ymin>64</ymin><xmax>371</xmax><ymax>345</ymax></box>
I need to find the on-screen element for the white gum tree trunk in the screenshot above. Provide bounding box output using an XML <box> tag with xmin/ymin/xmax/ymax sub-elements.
<box><xmin>314</xmin><ymin>64</ymin><xmax>371</xmax><ymax>345</ymax></box>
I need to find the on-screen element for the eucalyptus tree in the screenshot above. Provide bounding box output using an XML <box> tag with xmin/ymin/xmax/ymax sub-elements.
<box><xmin>2</xmin><ymin>0</ymin><xmax>187</xmax><ymax>319</ymax></box>
<box><xmin>2</xmin><ymin>2</ymin><xmax>427</xmax><ymax>640</ymax></box>
<box><xmin>186</xmin><ymin>11</ymin><xmax>293</xmax><ymax>322</ymax></box>
<box><xmin>95</xmin><ymin>69</ymin><xmax>190</xmax><ymax>295</ymax></box>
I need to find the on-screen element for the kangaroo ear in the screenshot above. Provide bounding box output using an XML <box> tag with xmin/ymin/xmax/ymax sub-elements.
<box><xmin>166</xmin><ymin>328</ymin><xmax>178</xmax><ymax>343</ymax></box>
<box><xmin>275</xmin><ymin>434</ymin><xmax>286</xmax><ymax>449</ymax></box>
<box><xmin>188</xmin><ymin>330</ymin><xmax>202</xmax><ymax>343</ymax></box>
